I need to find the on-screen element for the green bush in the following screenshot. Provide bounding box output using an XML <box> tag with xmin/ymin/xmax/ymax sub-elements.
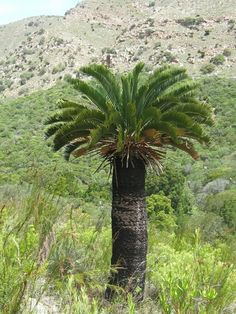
<box><xmin>223</xmin><ymin>48</ymin><xmax>232</xmax><ymax>57</ymax></box>
<box><xmin>147</xmin><ymin>194</ymin><xmax>177</xmax><ymax>231</ymax></box>
<box><xmin>205</xmin><ymin>189</ymin><xmax>236</xmax><ymax>229</ymax></box>
<box><xmin>52</xmin><ymin>63</ymin><xmax>66</xmax><ymax>74</ymax></box>
<box><xmin>200</xmin><ymin>63</ymin><xmax>215</xmax><ymax>74</ymax></box>
<box><xmin>0</xmin><ymin>85</ymin><xmax>5</xmax><ymax>92</ymax></box>
<box><xmin>148</xmin><ymin>229</ymin><xmax>236</xmax><ymax>313</ymax></box>
<box><xmin>176</xmin><ymin>17</ymin><xmax>204</xmax><ymax>28</ymax></box>
<box><xmin>148</xmin><ymin>1</ymin><xmax>155</xmax><ymax>7</ymax></box>
<box><xmin>101</xmin><ymin>47</ymin><xmax>117</xmax><ymax>55</ymax></box>
<box><xmin>146</xmin><ymin>164</ymin><xmax>193</xmax><ymax>214</ymax></box>
<box><xmin>20</xmin><ymin>71</ymin><xmax>34</xmax><ymax>80</ymax></box>
<box><xmin>210</xmin><ymin>54</ymin><xmax>225</xmax><ymax>65</ymax></box>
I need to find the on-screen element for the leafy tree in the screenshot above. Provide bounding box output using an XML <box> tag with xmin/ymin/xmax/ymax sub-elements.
<box><xmin>45</xmin><ymin>63</ymin><xmax>213</xmax><ymax>301</ymax></box>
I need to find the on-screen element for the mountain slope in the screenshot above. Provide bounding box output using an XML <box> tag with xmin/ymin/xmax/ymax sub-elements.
<box><xmin>0</xmin><ymin>0</ymin><xmax>236</xmax><ymax>98</ymax></box>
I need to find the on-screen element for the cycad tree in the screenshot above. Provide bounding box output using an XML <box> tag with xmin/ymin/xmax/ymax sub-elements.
<box><xmin>45</xmin><ymin>63</ymin><xmax>213</xmax><ymax>301</ymax></box>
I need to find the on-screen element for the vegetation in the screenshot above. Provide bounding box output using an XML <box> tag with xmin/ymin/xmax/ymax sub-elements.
<box><xmin>176</xmin><ymin>17</ymin><xmax>205</xmax><ymax>28</ymax></box>
<box><xmin>52</xmin><ymin>63</ymin><xmax>66</xmax><ymax>74</ymax></box>
<box><xmin>200</xmin><ymin>63</ymin><xmax>215</xmax><ymax>74</ymax></box>
<box><xmin>0</xmin><ymin>74</ymin><xmax>235</xmax><ymax>312</ymax></box>
<box><xmin>210</xmin><ymin>54</ymin><xmax>225</xmax><ymax>66</ymax></box>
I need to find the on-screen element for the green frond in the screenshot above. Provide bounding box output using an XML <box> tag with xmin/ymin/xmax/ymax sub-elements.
<box><xmin>57</xmin><ymin>99</ymin><xmax>87</xmax><ymax>110</ymax></box>
<box><xmin>136</xmin><ymin>85</ymin><xmax>149</xmax><ymax>115</ymax></box>
<box><xmin>51</xmin><ymin>108</ymin><xmax>105</xmax><ymax>151</ymax></box>
<box><xmin>117</xmin><ymin>127</ymin><xmax>125</xmax><ymax>152</ymax></box>
<box><xmin>172</xmin><ymin>102</ymin><xmax>214</xmax><ymax>125</ymax></box>
<box><xmin>70</xmin><ymin>79</ymin><xmax>108</xmax><ymax>113</ymax></box>
<box><xmin>169</xmin><ymin>139</ymin><xmax>199</xmax><ymax>160</ymax></box>
<box><xmin>45</xmin><ymin>122</ymin><xmax>65</xmax><ymax>139</ymax></box>
<box><xmin>161</xmin><ymin>79</ymin><xmax>199</xmax><ymax>98</ymax></box>
<box><xmin>89</xmin><ymin>111</ymin><xmax>120</xmax><ymax>147</ymax></box>
<box><xmin>80</xmin><ymin>64</ymin><xmax>121</xmax><ymax>109</ymax></box>
<box><xmin>89</xmin><ymin>126</ymin><xmax>106</xmax><ymax>147</ymax></box>
<box><xmin>187</xmin><ymin>124</ymin><xmax>210</xmax><ymax>143</ymax></box>
<box><xmin>64</xmin><ymin>138</ymin><xmax>89</xmax><ymax>160</ymax></box>
<box><xmin>45</xmin><ymin>107</ymin><xmax>82</xmax><ymax>125</ymax></box>
<box><xmin>162</xmin><ymin>111</ymin><xmax>194</xmax><ymax>128</ymax></box>
<box><xmin>143</xmin><ymin>121</ymin><xmax>178</xmax><ymax>142</ymax></box>
<box><xmin>126</xmin><ymin>102</ymin><xmax>137</xmax><ymax>133</ymax></box>
<box><xmin>142</xmin><ymin>107</ymin><xmax>161</xmax><ymax>124</ymax></box>
<box><xmin>143</xmin><ymin>67</ymin><xmax>189</xmax><ymax>109</ymax></box>
<box><xmin>53</xmin><ymin>124</ymin><xmax>91</xmax><ymax>151</ymax></box>
<box><xmin>121</xmin><ymin>75</ymin><xmax>131</xmax><ymax>110</ymax></box>
<box><xmin>148</xmin><ymin>66</ymin><xmax>187</xmax><ymax>88</ymax></box>
<box><xmin>130</xmin><ymin>62</ymin><xmax>145</xmax><ymax>101</ymax></box>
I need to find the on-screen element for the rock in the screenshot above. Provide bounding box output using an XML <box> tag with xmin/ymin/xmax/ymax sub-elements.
<box><xmin>28</xmin><ymin>296</ymin><xmax>59</xmax><ymax>313</ymax></box>
<box><xmin>183</xmin><ymin>163</ymin><xmax>192</xmax><ymax>175</ymax></box>
<box><xmin>202</xmin><ymin>179</ymin><xmax>230</xmax><ymax>195</ymax></box>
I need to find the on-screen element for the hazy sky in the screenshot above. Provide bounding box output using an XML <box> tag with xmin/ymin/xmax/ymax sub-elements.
<box><xmin>0</xmin><ymin>0</ymin><xmax>79</xmax><ymax>25</ymax></box>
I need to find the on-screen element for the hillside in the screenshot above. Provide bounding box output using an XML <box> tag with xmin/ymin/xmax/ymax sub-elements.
<box><xmin>0</xmin><ymin>0</ymin><xmax>236</xmax><ymax>98</ymax></box>
<box><xmin>0</xmin><ymin>77</ymin><xmax>235</xmax><ymax>223</ymax></box>
<box><xmin>0</xmin><ymin>75</ymin><xmax>236</xmax><ymax>313</ymax></box>
<box><xmin>0</xmin><ymin>1</ymin><xmax>236</xmax><ymax>312</ymax></box>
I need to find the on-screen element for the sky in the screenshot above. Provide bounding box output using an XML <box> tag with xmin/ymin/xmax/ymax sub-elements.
<box><xmin>0</xmin><ymin>0</ymin><xmax>79</xmax><ymax>25</ymax></box>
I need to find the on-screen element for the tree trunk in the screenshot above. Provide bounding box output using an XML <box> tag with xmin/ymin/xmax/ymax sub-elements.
<box><xmin>105</xmin><ymin>157</ymin><xmax>147</xmax><ymax>302</ymax></box>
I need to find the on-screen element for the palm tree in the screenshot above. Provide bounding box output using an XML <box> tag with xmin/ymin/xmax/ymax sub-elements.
<box><xmin>45</xmin><ymin>63</ymin><xmax>213</xmax><ymax>301</ymax></box>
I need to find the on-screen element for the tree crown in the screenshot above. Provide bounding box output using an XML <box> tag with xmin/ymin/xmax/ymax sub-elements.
<box><xmin>45</xmin><ymin>63</ymin><xmax>213</xmax><ymax>171</ymax></box>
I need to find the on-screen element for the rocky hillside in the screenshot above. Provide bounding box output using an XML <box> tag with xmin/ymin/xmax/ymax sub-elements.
<box><xmin>0</xmin><ymin>0</ymin><xmax>236</xmax><ymax>98</ymax></box>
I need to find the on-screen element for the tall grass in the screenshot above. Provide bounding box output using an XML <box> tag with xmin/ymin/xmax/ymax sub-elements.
<box><xmin>0</xmin><ymin>181</ymin><xmax>235</xmax><ymax>313</ymax></box>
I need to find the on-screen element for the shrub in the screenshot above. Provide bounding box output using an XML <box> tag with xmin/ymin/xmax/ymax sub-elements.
<box><xmin>38</xmin><ymin>68</ymin><xmax>46</xmax><ymax>76</ymax></box>
<box><xmin>147</xmin><ymin>194</ymin><xmax>177</xmax><ymax>231</ymax></box>
<box><xmin>0</xmin><ymin>85</ymin><xmax>5</xmax><ymax>92</ymax></box>
<box><xmin>154</xmin><ymin>42</ymin><xmax>161</xmax><ymax>49</ymax></box>
<box><xmin>101</xmin><ymin>47</ymin><xmax>117</xmax><ymax>55</ymax></box>
<box><xmin>205</xmin><ymin>189</ymin><xmax>236</xmax><ymax>229</ymax></box>
<box><xmin>223</xmin><ymin>48</ymin><xmax>232</xmax><ymax>57</ymax></box>
<box><xmin>146</xmin><ymin>165</ymin><xmax>192</xmax><ymax>214</ymax></box>
<box><xmin>22</xmin><ymin>48</ymin><xmax>35</xmax><ymax>55</ymax></box>
<box><xmin>39</xmin><ymin>37</ymin><xmax>45</xmax><ymax>45</ymax></box>
<box><xmin>64</xmin><ymin>73</ymin><xmax>72</xmax><ymax>82</ymax></box>
<box><xmin>176</xmin><ymin>16</ymin><xmax>204</xmax><ymax>28</ymax></box>
<box><xmin>210</xmin><ymin>54</ymin><xmax>225</xmax><ymax>65</ymax></box>
<box><xmin>148</xmin><ymin>1</ymin><xmax>155</xmax><ymax>7</ymax></box>
<box><xmin>227</xmin><ymin>19</ymin><xmax>235</xmax><ymax>31</ymax></box>
<box><xmin>148</xmin><ymin>230</ymin><xmax>236</xmax><ymax>313</ymax></box>
<box><xmin>204</xmin><ymin>29</ymin><xmax>211</xmax><ymax>36</ymax></box>
<box><xmin>200</xmin><ymin>63</ymin><xmax>215</xmax><ymax>74</ymax></box>
<box><xmin>38</xmin><ymin>28</ymin><xmax>45</xmax><ymax>35</ymax></box>
<box><xmin>20</xmin><ymin>72</ymin><xmax>34</xmax><ymax>80</ymax></box>
<box><xmin>162</xmin><ymin>51</ymin><xmax>176</xmax><ymax>62</ymax></box>
<box><xmin>52</xmin><ymin>63</ymin><xmax>66</xmax><ymax>74</ymax></box>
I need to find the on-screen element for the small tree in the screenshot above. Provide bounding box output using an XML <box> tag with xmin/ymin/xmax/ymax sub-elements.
<box><xmin>45</xmin><ymin>63</ymin><xmax>213</xmax><ymax>301</ymax></box>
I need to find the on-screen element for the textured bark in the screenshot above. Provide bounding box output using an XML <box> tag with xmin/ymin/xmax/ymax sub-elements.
<box><xmin>105</xmin><ymin>157</ymin><xmax>147</xmax><ymax>302</ymax></box>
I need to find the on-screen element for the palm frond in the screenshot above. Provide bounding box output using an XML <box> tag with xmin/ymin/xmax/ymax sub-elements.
<box><xmin>161</xmin><ymin>79</ymin><xmax>199</xmax><ymax>98</ymax></box>
<box><xmin>64</xmin><ymin>138</ymin><xmax>89</xmax><ymax>160</ymax></box>
<box><xmin>171</xmin><ymin>102</ymin><xmax>214</xmax><ymax>125</ymax></box>
<box><xmin>45</xmin><ymin>107</ymin><xmax>82</xmax><ymax>125</ymax></box>
<box><xmin>70</xmin><ymin>79</ymin><xmax>108</xmax><ymax>113</ymax></box>
<box><xmin>45</xmin><ymin>122</ymin><xmax>65</xmax><ymax>139</ymax></box>
<box><xmin>142</xmin><ymin>67</ymin><xmax>189</xmax><ymax>109</ymax></box>
<box><xmin>130</xmin><ymin>62</ymin><xmax>145</xmax><ymax>101</ymax></box>
<box><xmin>80</xmin><ymin>64</ymin><xmax>121</xmax><ymax>109</ymax></box>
